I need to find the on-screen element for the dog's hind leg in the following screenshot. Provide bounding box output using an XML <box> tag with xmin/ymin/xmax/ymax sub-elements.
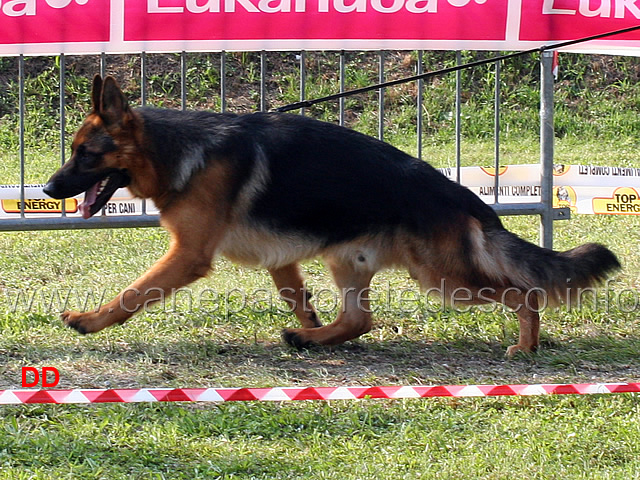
<box><xmin>269</xmin><ymin>263</ymin><xmax>322</xmax><ymax>329</ymax></box>
<box><xmin>282</xmin><ymin>255</ymin><xmax>375</xmax><ymax>349</ymax></box>
<box><xmin>504</xmin><ymin>290</ymin><xmax>540</xmax><ymax>357</ymax></box>
<box><xmin>473</xmin><ymin>287</ymin><xmax>541</xmax><ymax>357</ymax></box>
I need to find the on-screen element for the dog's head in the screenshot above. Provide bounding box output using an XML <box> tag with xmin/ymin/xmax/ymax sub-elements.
<box><xmin>44</xmin><ymin>75</ymin><xmax>134</xmax><ymax>219</ymax></box>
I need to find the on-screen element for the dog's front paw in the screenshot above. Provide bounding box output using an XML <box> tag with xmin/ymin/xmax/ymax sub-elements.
<box><xmin>282</xmin><ymin>328</ymin><xmax>317</xmax><ymax>350</ymax></box>
<box><xmin>61</xmin><ymin>311</ymin><xmax>102</xmax><ymax>334</ymax></box>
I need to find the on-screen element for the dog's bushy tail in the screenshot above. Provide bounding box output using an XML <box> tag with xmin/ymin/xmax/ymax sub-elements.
<box><xmin>488</xmin><ymin>229</ymin><xmax>621</xmax><ymax>305</ymax></box>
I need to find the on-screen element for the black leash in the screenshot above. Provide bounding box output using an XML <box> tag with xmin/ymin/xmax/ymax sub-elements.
<box><xmin>276</xmin><ymin>24</ymin><xmax>640</xmax><ymax>113</ymax></box>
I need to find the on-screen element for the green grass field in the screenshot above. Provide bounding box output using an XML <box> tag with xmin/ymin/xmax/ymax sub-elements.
<box><xmin>0</xmin><ymin>52</ymin><xmax>639</xmax><ymax>478</ymax></box>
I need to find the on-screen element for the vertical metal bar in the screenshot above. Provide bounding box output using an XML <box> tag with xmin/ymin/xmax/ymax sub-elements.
<box><xmin>494</xmin><ymin>59</ymin><xmax>500</xmax><ymax>205</ymax></box>
<box><xmin>59</xmin><ymin>54</ymin><xmax>66</xmax><ymax>167</ymax></box>
<box><xmin>378</xmin><ymin>50</ymin><xmax>385</xmax><ymax>141</ymax></box>
<box><xmin>260</xmin><ymin>51</ymin><xmax>267</xmax><ymax>112</ymax></box>
<box><xmin>540</xmin><ymin>51</ymin><xmax>555</xmax><ymax>249</ymax></box>
<box><xmin>416</xmin><ymin>50</ymin><xmax>423</xmax><ymax>160</ymax></box>
<box><xmin>141</xmin><ymin>52</ymin><xmax>147</xmax><ymax>106</ymax></box>
<box><xmin>140</xmin><ymin>52</ymin><xmax>147</xmax><ymax>215</ymax></box>
<box><xmin>19</xmin><ymin>55</ymin><xmax>25</xmax><ymax>218</ymax></box>
<box><xmin>220</xmin><ymin>51</ymin><xmax>227</xmax><ymax>113</ymax></box>
<box><xmin>299</xmin><ymin>50</ymin><xmax>306</xmax><ymax>116</ymax></box>
<box><xmin>95</xmin><ymin>53</ymin><xmax>110</xmax><ymax>217</ymax></box>
<box><xmin>100</xmin><ymin>52</ymin><xmax>106</xmax><ymax>78</ymax></box>
<box><xmin>180</xmin><ymin>51</ymin><xmax>187</xmax><ymax>111</ymax></box>
<box><xmin>339</xmin><ymin>51</ymin><xmax>346</xmax><ymax>126</ymax></box>
<box><xmin>455</xmin><ymin>51</ymin><xmax>462</xmax><ymax>183</ymax></box>
<box><xmin>60</xmin><ymin>54</ymin><xmax>67</xmax><ymax>216</ymax></box>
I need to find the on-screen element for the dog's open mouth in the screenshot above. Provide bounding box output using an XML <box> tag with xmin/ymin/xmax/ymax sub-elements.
<box><xmin>78</xmin><ymin>170</ymin><xmax>131</xmax><ymax>219</ymax></box>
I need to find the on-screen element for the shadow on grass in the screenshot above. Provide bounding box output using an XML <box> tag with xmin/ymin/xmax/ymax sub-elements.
<box><xmin>2</xmin><ymin>322</ymin><xmax>639</xmax><ymax>389</ymax></box>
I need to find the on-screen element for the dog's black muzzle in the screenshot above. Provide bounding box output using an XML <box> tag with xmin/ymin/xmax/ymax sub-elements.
<box><xmin>44</xmin><ymin>168</ymin><xmax>131</xmax><ymax>219</ymax></box>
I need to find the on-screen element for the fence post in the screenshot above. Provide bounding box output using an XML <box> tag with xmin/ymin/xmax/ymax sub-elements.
<box><xmin>299</xmin><ymin>50</ymin><xmax>306</xmax><ymax>116</ymax></box>
<box><xmin>416</xmin><ymin>50</ymin><xmax>423</xmax><ymax>160</ymax></box>
<box><xmin>18</xmin><ymin>55</ymin><xmax>25</xmax><ymax>219</ymax></box>
<box><xmin>539</xmin><ymin>50</ymin><xmax>555</xmax><ymax>249</ymax></box>
<box><xmin>455</xmin><ymin>51</ymin><xmax>462</xmax><ymax>183</ymax></box>
<box><xmin>260</xmin><ymin>51</ymin><xmax>267</xmax><ymax>112</ymax></box>
<box><xmin>59</xmin><ymin>54</ymin><xmax>66</xmax><ymax>167</ymax></box>
<box><xmin>378</xmin><ymin>50</ymin><xmax>385</xmax><ymax>141</ymax></box>
<box><xmin>494</xmin><ymin>59</ymin><xmax>500</xmax><ymax>205</ymax></box>
<box><xmin>339</xmin><ymin>51</ymin><xmax>346</xmax><ymax>126</ymax></box>
<box><xmin>180</xmin><ymin>51</ymin><xmax>187</xmax><ymax>111</ymax></box>
<box><xmin>141</xmin><ymin>52</ymin><xmax>148</xmax><ymax>107</ymax></box>
<box><xmin>220</xmin><ymin>52</ymin><xmax>227</xmax><ymax>113</ymax></box>
<box><xmin>59</xmin><ymin>54</ymin><xmax>67</xmax><ymax>217</ymax></box>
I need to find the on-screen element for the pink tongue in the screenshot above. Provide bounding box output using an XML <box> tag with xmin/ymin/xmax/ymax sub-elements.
<box><xmin>79</xmin><ymin>183</ymin><xmax>99</xmax><ymax>219</ymax></box>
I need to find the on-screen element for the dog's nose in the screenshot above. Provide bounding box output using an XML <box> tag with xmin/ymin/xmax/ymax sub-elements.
<box><xmin>43</xmin><ymin>182</ymin><xmax>59</xmax><ymax>199</ymax></box>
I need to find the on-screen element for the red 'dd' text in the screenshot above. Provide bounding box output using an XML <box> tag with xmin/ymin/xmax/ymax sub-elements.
<box><xmin>21</xmin><ymin>366</ymin><xmax>60</xmax><ymax>388</ymax></box>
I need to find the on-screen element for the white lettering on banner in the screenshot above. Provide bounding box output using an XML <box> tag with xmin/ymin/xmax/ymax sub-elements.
<box><xmin>581</xmin><ymin>0</ymin><xmax>611</xmax><ymax>17</ymax></box>
<box><xmin>224</xmin><ymin>0</ymin><xmax>259</xmax><ymax>12</ymax></box>
<box><xmin>258</xmin><ymin>0</ymin><xmax>291</xmax><ymax>12</ymax></box>
<box><xmin>0</xmin><ymin>0</ymin><xmax>90</xmax><ymax>17</ymax></box>
<box><xmin>145</xmin><ymin>0</ymin><xmax>457</xmax><ymax>14</ymax></box>
<box><xmin>186</xmin><ymin>0</ymin><xmax>220</xmax><ymax>13</ymax></box>
<box><xmin>542</xmin><ymin>0</ymin><xmax>575</xmax><ymax>14</ymax></box>
<box><xmin>2</xmin><ymin>0</ymin><xmax>35</xmax><ymax>16</ymax></box>
<box><xmin>448</xmin><ymin>0</ymin><xmax>487</xmax><ymax>5</ymax></box>
<box><xmin>334</xmin><ymin>0</ymin><xmax>366</xmax><ymax>13</ymax></box>
<box><xmin>543</xmin><ymin>0</ymin><xmax>640</xmax><ymax>19</ymax></box>
<box><xmin>148</xmin><ymin>0</ymin><xmax>184</xmax><ymax>12</ymax></box>
<box><xmin>615</xmin><ymin>0</ymin><xmax>640</xmax><ymax>19</ymax></box>
<box><xmin>46</xmin><ymin>0</ymin><xmax>88</xmax><ymax>6</ymax></box>
<box><xmin>406</xmin><ymin>0</ymin><xmax>436</xmax><ymax>13</ymax></box>
<box><xmin>370</xmin><ymin>0</ymin><xmax>405</xmax><ymax>13</ymax></box>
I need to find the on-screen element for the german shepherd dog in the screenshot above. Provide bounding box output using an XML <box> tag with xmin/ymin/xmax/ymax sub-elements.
<box><xmin>44</xmin><ymin>75</ymin><xmax>620</xmax><ymax>356</ymax></box>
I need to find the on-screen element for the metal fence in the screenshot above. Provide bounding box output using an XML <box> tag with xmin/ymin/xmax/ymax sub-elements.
<box><xmin>0</xmin><ymin>49</ymin><xmax>561</xmax><ymax>248</ymax></box>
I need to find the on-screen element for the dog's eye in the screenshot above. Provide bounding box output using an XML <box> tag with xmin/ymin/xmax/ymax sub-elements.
<box><xmin>74</xmin><ymin>145</ymin><xmax>101</xmax><ymax>168</ymax></box>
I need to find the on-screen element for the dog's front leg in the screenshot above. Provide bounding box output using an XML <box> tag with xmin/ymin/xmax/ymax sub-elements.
<box><xmin>62</xmin><ymin>242</ymin><xmax>215</xmax><ymax>334</ymax></box>
<box><xmin>62</xmin><ymin>195</ymin><xmax>228</xmax><ymax>334</ymax></box>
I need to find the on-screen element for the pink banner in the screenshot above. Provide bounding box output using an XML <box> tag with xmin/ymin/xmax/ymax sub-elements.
<box><xmin>1</xmin><ymin>0</ymin><xmax>640</xmax><ymax>55</ymax></box>
<box><xmin>521</xmin><ymin>0</ymin><xmax>640</xmax><ymax>42</ymax></box>
<box><xmin>0</xmin><ymin>0</ymin><xmax>110</xmax><ymax>45</ymax></box>
<box><xmin>124</xmin><ymin>0</ymin><xmax>507</xmax><ymax>42</ymax></box>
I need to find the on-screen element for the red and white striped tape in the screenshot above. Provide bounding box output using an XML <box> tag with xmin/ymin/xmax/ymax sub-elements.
<box><xmin>1</xmin><ymin>383</ymin><xmax>639</xmax><ymax>405</ymax></box>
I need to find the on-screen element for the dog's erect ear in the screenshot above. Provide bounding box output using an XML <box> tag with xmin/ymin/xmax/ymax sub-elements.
<box><xmin>91</xmin><ymin>75</ymin><xmax>103</xmax><ymax>113</ymax></box>
<box><xmin>99</xmin><ymin>76</ymin><xmax>131</xmax><ymax>127</ymax></box>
